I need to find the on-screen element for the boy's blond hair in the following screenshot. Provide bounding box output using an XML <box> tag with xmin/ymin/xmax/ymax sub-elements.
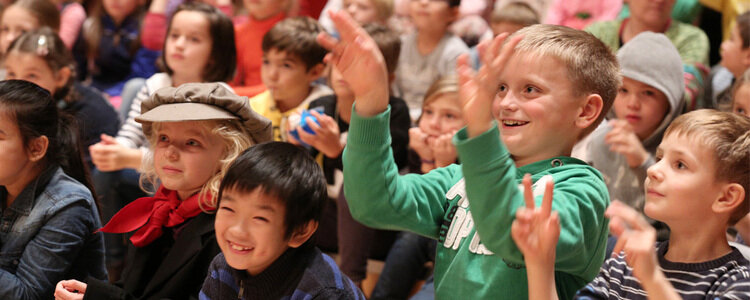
<box><xmin>664</xmin><ymin>109</ymin><xmax>750</xmax><ymax>224</ymax></box>
<box><xmin>490</xmin><ymin>1</ymin><xmax>539</xmax><ymax>27</ymax></box>
<box><xmin>513</xmin><ymin>24</ymin><xmax>620</xmax><ymax>138</ymax></box>
<box><xmin>140</xmin><ymin>120</ymin><xmax>254</xmax><ymax>211</ymax></box>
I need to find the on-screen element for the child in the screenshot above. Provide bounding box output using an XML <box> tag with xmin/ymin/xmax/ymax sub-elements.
<box><xmin>319</xmin><ymin>11</ymin><xmax>620</xmax><ymax>299</ymax></box>
<box><xmin>513</xmin><ymin>109</ymin><xmax>750</xmax><ymax>299</ymax></box>
<box><xmin>731</xmin><ymin>69</ymin><xmax>750</xmax><ymax>118</ymax></box>
<box><xmin>54</xmin><ymin>83</ymin><xmax>272</xmax><ymax>300</ymax></box>
<box><xmin>0</xmin><ymin>80</ymin><xmax>106</xmax><ymax>299</ymax></box>
<box><xmin>713</xmin><ymin>11</ymin><xmax>750</xmax><ymax>109</ymax></box>
<box><xmin>294</xmin><ymin>23</ymin><xmax>410</xmax><ymax>288</ymax></box>
<box><xmin>586</xmin><ymin>32</ymin><xmax>685</xmax><ymax>228</ymax></box>
<box><xmin>409</xmin><ymin>75</ymin><xmax>464</xmax><ymax>173</ymax></box>
<box><xmin>73</xmin><ymin>0</ymin><xmax>157</xmax><ymax>97</ymax></box>
<box><xmin>87</xmin><ymin>2</ymin><xmax>237</xmax><ymax>279</ymax></box>
<box><xmin>396</xmin><ymin>0</ymin><xmax>468</xmax><ymax>120</ymax></box>
<box><xmin>199</xmin><ymin>142</ymin><xmax>364</xmax><ymax>299</ymax></box>
<box><xmin>231</xmin><ymin>0</ymin><xmax>291</xmax><ymax>97</ymax></box>
<box><xmin>5</xmin><ymin>28</ymin><xmax>119</xmax><ymax>171</ymax></box>
<box><xmin>0</xmin><ymin>0</ymin><xmax>60</xmax><ymax>54</ymax></box>
<box><xmin>585</xmin><ymin>0</ymin><xmax>709</xmax><ymax>111</ymax></box>
<box><xmin>250</xmin><ymin>16</ymin><xmax>332</xmax><ymax>142</ymax></box>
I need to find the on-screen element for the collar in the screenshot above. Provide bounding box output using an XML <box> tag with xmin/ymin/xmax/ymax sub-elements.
<box><xmin>515</xmin><ymin>156</ymin><xmax>586</xmax><ymax>177</ymax></box>
<box><xmin>1</xmin><ymin>165</ymin><xmax>59</xmax><ymax>216</ymax></box>
<box><xmin>618</xmin><ymin>18</ymin><xmax>673</xmax><ymax>47</ymax></box>
<box><xmin>232</xmin><ymin>242</ymin><xmax>315</xmax><ymax>298</ymax></box>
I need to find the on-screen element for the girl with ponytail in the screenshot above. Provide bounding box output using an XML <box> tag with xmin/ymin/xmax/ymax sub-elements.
<box><xmin>0</xmin><ymin>80</ymin><xmax>106</xmax><ymax>299</ymax></box>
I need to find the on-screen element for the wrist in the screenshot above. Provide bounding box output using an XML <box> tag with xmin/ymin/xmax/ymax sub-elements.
<box><xmin>354</xmin><ymin>90</ymin><xmax>388</xmax><ymax>117</ymax></box>
<box><xmin>466</xmin><ymin>119</ymin><xmax>494</xmax><ymax>138</ymax></box>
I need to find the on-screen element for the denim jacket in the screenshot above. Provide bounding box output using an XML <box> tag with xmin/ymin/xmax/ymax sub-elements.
<box><xmin>0</xmin><ymin>166</ymin><xmax>107</xmax><ymax>299</ymax></box>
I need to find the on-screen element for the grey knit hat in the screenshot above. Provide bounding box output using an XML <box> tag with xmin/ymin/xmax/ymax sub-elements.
<box><xmin>136</xmin><ymin>83</ymin><xmax>273</xmax><ymax>145</ymax></box>
<box><xmin>616</xmin><ymin>32</ymin><xmax>685</xmax><ymax>109</ymax></box>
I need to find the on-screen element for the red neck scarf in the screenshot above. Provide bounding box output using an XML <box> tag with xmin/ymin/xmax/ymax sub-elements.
<box><xmin>99</xmin><ymin>186</ymin><xmax>212</xmax><ymax>247</ymax></box>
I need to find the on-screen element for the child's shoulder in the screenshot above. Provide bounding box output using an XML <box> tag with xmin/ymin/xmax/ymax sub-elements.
<box><xmin>298</xmin><ymin>248</ymin><xmax>364</xmax><ymax>299</ymax></box>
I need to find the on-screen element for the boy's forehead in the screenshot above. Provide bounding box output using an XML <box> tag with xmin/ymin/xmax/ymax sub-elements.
<box><xmin>264</xmin><ymin>48</ymin><xmax>305</xmax><ymax>63</ymax></box>
<box><xmin>223</xmin><ymin>186</ymin><xmax>285</xmax><ymax>208</ymax></box>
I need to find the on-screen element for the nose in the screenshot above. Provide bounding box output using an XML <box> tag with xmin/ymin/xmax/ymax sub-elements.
<box><xmin>164</xmin><ymin>144</ymin><xmax>179</xmax><ymax>161</ymax></box>
<box><xmin>497</xmin><ymin>90</ymin><xmax>519</xmax><ymax>113</ymax></box>
<box><xmin>227</xmin><ymin>218</ymin><xmax>249</xmax><ymax>239</ymax></box>
<box><xmin>646</xmin><ymin>159</ymin><xmax>664</xmax><ymax>182</ymax></box>
<box><xmin>625</xmin><ymin>94</ymin><xmax>640</xmax><ymax>110</ymax></box>
<box><xmin>174</xmin><ymin>35</ymin><xmax>186</xmax><ymax>48</ymax></box>
<box><xmin>346</xmin><ymin>3</ymin><xmax>356</xmax><ymax>14</ymax></box>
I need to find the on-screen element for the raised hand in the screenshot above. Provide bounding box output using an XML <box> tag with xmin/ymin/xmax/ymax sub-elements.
<box><xmin>511</xmin><ymin>174</ymin><xmax>559</xmax><ymax>265</ymax></box>
<box><xmin>511</xmin><ymin>174</ymin><xmax>560</xmax><ymax>300</ymax></box>
<box><xmin>316</xmin><ymin>10</ymin><xmax>389</xmax><ymax>117</ymax></box>
<box><xmin>605</xmin><ymin>120</ymin><xmax>649</xmax><ymax>168</ymax></box>
<box><xmin>606</xmin><ymin>201</ymin><xmax>660</xmax><ymax>283</ymax></box>
<box><xmin>456</xmin><ymin>33</ymin><xmax>523</xmax><ymax>137</ymax></box>
<box><xmin>296</xmin><ymin>110</ymin><xmax>345</xmax><ymax>158</ymax></box>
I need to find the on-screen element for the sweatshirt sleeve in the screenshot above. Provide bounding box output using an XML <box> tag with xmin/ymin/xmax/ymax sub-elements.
<box><xmin>342</xmin><ymin>105</ymin><xmax>458</xmax><ymax>239</ymax></box>
<box><xmin>456</xmin><ymin>125</ymin><xmax>609</xmax><ymax>278</ymax></box>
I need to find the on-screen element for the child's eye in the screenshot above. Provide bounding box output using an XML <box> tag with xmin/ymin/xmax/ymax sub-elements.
<box><xmin>497</xmin><ymin>84</ymin><xmax>507</xmax><ymax>93</ymax></box>
<box><xmin>445</xmin><ymin>113</ymin><xmax>456</xmax><ymax>120</ymax></box>
<box><xmin>219</xmin><ymin>206</ymin><xmax>234</xmax><ymax>213</ymax></box>
<box><xmin>261</xmin><ymin>58</ymin><xmax>269</xmax><ymax>65</ymax></box>
<box><xmin>736</xmin><ymin>107</ymin><xmax>746</xmax><ymax>114</ymax></box>
<box><xmin>254</xmin><ymin>216</ymin><xmax>269</xmax><ymax>222</ymax></box>
<box><xmin>282</xmin><ymin>63</ymin><xmax>293</xmax><ymax>69</ymax></box>
<box><xmin>186</xmin><ymin>139</ymin><xmax>201</xmax><ymax>147</ymax></box>
<box><xmin>643</xmin><ymin>90</ymin><xmax>655</xmax><ymax>97</ymax></box>
<box><xmin>523</xmin><ymin>86</ymin><xmax>540</xmax><ymax>94</ymax></box>
<box><xmin>158</xmin><ymin>135</ymin><xmax>169</xmax><ymax>143</ymax></box>
<box><xmin>190</xmin><ymin>36</ymin><xmax>200</xmax><ymax>43</ymax></box>
<box><xmin>618</xmin><ymin>88</ymin><xmax>628</xmax><ymax>94</ymax></box>
<box><xmin>422</xmin><ymin>108</ymin><xmax>433</xmax><ymax>116</ymax></box>
<box><xmin>654</xmin><ymin>154</ymin><xmax>662</xmax><ymax>162</ymax></box>
<box><xmin>675</xmin><ymin>160</ymin><xmax>687</xmax><ymax>170</ymax></box>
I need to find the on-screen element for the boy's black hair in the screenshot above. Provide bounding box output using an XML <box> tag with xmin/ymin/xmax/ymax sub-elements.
<box><xmin>262</xmin><ymin>17</ymin><xmax>327</xmax><ymax>70</ymax></box>
<box><xmin>218</xmin><ymin>142</ymin><xmax>327</xmax><ymax>239</ymax></box>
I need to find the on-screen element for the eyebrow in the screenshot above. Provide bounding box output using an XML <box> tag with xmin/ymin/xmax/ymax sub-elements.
<box><xmin>255</xmin><ymin>204</ymin><xmax>276</xmax><ymax>213</ymax></box>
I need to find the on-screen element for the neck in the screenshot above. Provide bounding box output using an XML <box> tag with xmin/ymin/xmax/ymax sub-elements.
<box><xmin>665</xmin><ymin>223</ymin><xmax>732</xmax><ymax>263</ymax></box>
<box><xmin>177</xmin><ymin>189</ymin><xmax>199</xmax><ymax>201</ymax></box>
<box><xmin>416</xmin><ymin>29</ymin><xmax>445</xmax><ymax>55</ymax></box>
<box><xmin>623</xmin><ymin>18</ymin><xmax>669</xmax><ymax>43</ymax></box>
<box><xmin>276</xmin><ymin>87</ymin><xmax>311</xmax><ymax>113</ymax></box>
<box><xmin>336</xmin><ymin>95</ymin><xmax>354</xmax><ymax>124</ymax></box>
<box><xmin>4</xmin><ymin>163</ymin><xmax>43</xmax><ymax>208</ymax></box>
<box><xmin>250</xmin><ymin>11</ymin><xmax>283</xmax><ymax>22</ymax></box>
<box><xmin>172</xmin><ymin>73</ymin><xmax>203</xmax><ymax>87</ymax></box>
<box><xmin>513</xmin><ymin>145</ymin><xmax>573</xmax><ymax>168</ymax></box>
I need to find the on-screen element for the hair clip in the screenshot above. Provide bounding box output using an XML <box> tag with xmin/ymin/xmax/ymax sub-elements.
<box><xmin>36</xmin><ymin>36</ymin><xmax>49</xmax><ymax>56</ymax></box>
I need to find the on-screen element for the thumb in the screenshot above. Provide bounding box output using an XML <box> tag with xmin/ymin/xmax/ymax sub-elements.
<box><xmin>100</xmin><ymin>134</ymin><xmax>116</xmax><ymax>145</ymax></box>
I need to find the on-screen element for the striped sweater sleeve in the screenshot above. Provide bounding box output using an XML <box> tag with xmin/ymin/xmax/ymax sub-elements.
<box><xmin>115</xmin><ymin>84</ymin><xmax>149</xmax><ymax>149</ymax></box>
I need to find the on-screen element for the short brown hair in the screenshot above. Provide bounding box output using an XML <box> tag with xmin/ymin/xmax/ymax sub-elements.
<box><xmin>262</xmin><ymin>17</ymin><xmax>327</xmax><ymax>70</ymax></box>
<box><xmin>664</xmin><ymin>109</ymin><xmax>750</xmax><ymax>225</ymax></box>
<box><xmin>363</xmin><ymin>23</ymin><xmax>400</xmax><ymax>75</ymax></box>
<box><xmin>737</xmin><ymin>10</ymin><xmax>750</xmax><ymax>48</ymax></box>
<box><xmin>423</xmin><ymin>75</ymin><xmax>458</xmax><ymax>108</ymax></box>
<box><xmin>491</xmin><ymin>1</ymin><xmax>539</xmax><ymax>27</ymax></box>
<box><xmin>513</xmin><ymin>24</ymin><xmax>621</xmax><ymax>138</ymax></box>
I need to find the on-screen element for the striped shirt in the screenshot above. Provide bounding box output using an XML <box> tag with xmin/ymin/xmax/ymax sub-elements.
<box><xmin>576</xmin><ymin>242</ymin><xmax>750</xmax><ymax>299</ymax></box>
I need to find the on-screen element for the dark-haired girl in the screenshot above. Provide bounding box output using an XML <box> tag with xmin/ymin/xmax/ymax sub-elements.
<box><xmin>0</xmin><ymin>80</ymin><xmax>106</xmax><ymax>299</ymax></box>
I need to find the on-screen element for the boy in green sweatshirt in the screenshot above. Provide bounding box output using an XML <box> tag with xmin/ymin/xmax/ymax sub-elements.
<box><xmin>317</xmin><ymin>11</ymin><xmax>620</xmax><ymax>299</ymax></box>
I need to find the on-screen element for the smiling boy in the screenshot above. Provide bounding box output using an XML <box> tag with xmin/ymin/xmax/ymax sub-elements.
<box><xmin>318</xmin><ymin>11</ymin><xmax>620</xmax><ymax>299</ymax></box>
<box><xmin>200</xmin><ymin>142</ymin><xmax>363</xmax><ymax>299</ymax></box>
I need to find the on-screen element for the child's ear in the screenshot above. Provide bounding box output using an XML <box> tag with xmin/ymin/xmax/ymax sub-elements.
<box><xmin>713</xmin><ymin>183</ymin><xmax>746</xmax><ymax>216</ymax></box>
<box><xmin>575</xmin><ymin>94</ymin><xmax>603</xmax><ymax>129</ymax></box>
<box><xmin>287</xmin><ymin>220</ymin><xmax>318</xmax><ymax>248</ymax></box>
<box><xmin>54</xmin><ymin>66</ymin><xmax>72</xmax><ymax>90</ymax></box>
<box><xmin>26</xmin><ymin>135</ymin><xmax>49</xmax><ymax>162</ymax></box>
<box><xmin>306</xmin><ymin>63</ymin><xmax>325</xmax><ymax>81</ymax></box>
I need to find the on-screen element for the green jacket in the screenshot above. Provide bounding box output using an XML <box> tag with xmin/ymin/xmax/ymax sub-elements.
<box><xmin>343</xmin><ymin>107</ymin><xmax>610</xmax><ymax>299</ymax></box>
